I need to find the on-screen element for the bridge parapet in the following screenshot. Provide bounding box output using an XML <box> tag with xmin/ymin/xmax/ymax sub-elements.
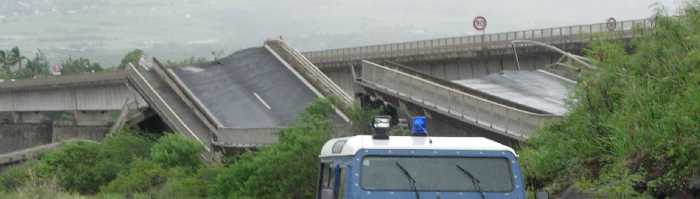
<box><xmin>304</xmin><ymin>18</ymin><xmax>653</xmax><ymax>68</ymax></box>
<box><xmin>358</xmin><ymin>61</ymin><xmax>559</xmax><ymax>140</ymax></box>
<box><xmin>265</xmin><ymin>40</ymin><xmax>354</xmax><ymax>108</ymax></box>
<box><xmin>0</xmin><ymin>71</ymin><xmax>146</xmax><ymax>112</ymax></box>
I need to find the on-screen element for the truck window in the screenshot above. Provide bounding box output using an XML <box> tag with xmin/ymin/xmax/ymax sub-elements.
<box><xmin>360</xmin><ymin>156</ymin><xmax>514</xmax><ymax>192</ymax></box>
<box><xmin>318</xmin><ymin>163</ymin><xmax>334</xmax><ymax>199</ymax></box>
<box><xmin>318</xmin><ymin>164</ymin><xmax>348</xmax><ymax>199</ymax></box>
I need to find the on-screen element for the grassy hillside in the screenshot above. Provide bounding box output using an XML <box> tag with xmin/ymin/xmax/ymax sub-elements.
<box><xmin>520</xmin><ymin>3</ymin><xmax>700</xmax><ymax>198</ymax></box>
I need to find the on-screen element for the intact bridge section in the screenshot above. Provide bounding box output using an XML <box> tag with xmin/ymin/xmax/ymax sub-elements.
<box><xmin>305</xmin><ymin>18</ymin><xmax>652</xmax><ymax>95</ymax></box>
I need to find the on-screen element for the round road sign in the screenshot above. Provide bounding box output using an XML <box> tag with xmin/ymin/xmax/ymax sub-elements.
<box><xmin>473</xmin><ymin>16</ymin><xmax>487</xmax><ymax>31</ymax></box>
<box><xmin>607</xmin><ymin>17</ymin><xmax>617</xmax><ymax>31</ymax></box>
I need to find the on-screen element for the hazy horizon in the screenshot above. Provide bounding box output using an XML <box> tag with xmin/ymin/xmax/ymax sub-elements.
<box><xmin>0</xmin><ymin>0</ymin><xmax>683</xmax><ymax>66</ymax></box>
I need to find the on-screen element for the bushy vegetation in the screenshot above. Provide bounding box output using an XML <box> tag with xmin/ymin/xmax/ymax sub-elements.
<box><xmin>0</xmin><ymin>47</ymin><xmax>50</xmax><ymax>79</ymax></box>
<box><xmin>521</xmin><ymin>3</ymin><xmax>700</xmax><ymax>198</ymax></box>
<box><xmin>0</xmin><ymin>99</ymin><xmax>335</xmax><ymax>198</ymax></box>
<box><xmin>0</xmin><ymin>46</ymin><xmax>109</xmax><ymax>80</ymax></box>
<box><xmin>347</xmin><ymin>103</ymin><xmax>381</xmax><ymax>133</ymax></box>
<box><xmin>118</xmin><ymin>49</ymin><xmax>144</xmax><ymax>69</ymax></box>
<box><xmin>213</xmin><ymin>98</ymin><xmax>334</xmax><ymax>199</ymax></box>
<box><xmin>60</xmin><ymin>57</ymin><xmax>104</xmax><ymax>75</ymax></box>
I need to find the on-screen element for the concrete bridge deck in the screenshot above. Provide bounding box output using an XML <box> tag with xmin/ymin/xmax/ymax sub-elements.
<box><xmin>304</xmin><ymin>18</ymin><xmax>652</xmax><ymax>69</ymax></box>
<box><xmin>1</xmin><ymin>16</ymin><xmax>637</xmax><ymax>151</ymax></box>
<box><xmin>453</xmin><ymin>70</ymin><xmax>575</xmax><ymax>116</ymax></box>
<box><xmin>357</xmin><ymin>61</ymin><xmax>567</xmax><ymax>141</ymax></box>
<box><xmin>0</xmin><ymin>71</ymin><xmax>146</xmax><ymax>112</ymax></box>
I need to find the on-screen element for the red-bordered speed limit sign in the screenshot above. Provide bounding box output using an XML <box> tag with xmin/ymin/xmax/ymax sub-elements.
<box><xmin>473</xmin><ymin>16</ymin><xmax>487</xmax><ymax>31</ymax></box>
<box><xmin>607</xmin><ymin>17</ymin><xmax>617</xmax><ymax>31</ymax></box>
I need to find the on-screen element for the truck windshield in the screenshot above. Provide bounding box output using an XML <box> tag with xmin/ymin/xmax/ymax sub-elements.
<box><xmin>360</xmin><ymin>156</ymin><xmax>514</xmax><ymax>192</ymax></box>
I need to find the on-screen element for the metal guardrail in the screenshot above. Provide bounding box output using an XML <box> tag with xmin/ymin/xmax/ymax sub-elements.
<box><xmin>304</xmin><ymin>18</ymin><xmax>653</xmax><ymax>65</ymax></box>
<box><xmin>359</xmin><ymin>61</ymin><xmax>559</xmax><ymax>139</ymax></box>
<box><xmin>265</xmin><ymin>40</ymin><xmax>354</xmax><ymax>108</ymax></box>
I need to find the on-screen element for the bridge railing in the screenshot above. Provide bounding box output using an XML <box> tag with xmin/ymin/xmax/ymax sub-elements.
<box><xmin>304</xmin><ymin>18</ymin><xmax>653</xmax><ymax>64</ymax></box>
<box><xmin>265</xmin><ymin>40</ymin><xmax>354</xmax><ymax>108</ymax></box>
<box><xmin>359</xmin><ymin>61</ymin><xmax>559</xmax><ymax>139</ymax></box>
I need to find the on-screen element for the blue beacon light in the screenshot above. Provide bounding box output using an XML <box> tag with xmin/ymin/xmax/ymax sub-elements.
<box><xmin>410</xmin><ymin>116</ymin><xmax>428</xmax><ymax>136</ymax></box>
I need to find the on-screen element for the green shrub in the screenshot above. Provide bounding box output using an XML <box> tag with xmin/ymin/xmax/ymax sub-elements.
<box><xmin>37</xmin><ymin>141</ymin><xmax>102</xmax><ymax>194</ymax></box>
<box><xmin>153</xmin><ymin>167</ymin><xmax>219</xmax><ymax>199</ymax></box>
<box><xmin>0</xmin><ymin>168</ymin><xmax>85</xmax><ymax>199</ymax></box>
<box><xmin>92</xmin><ymin>131</ymin><xmax>153</xmax><ymax>187</ymax></box>
<box><xmin>37</xmin><ymin>132</ymin><xmax>153</xmax><ymax>194</ymax></box>
<box><xmin>520</xmin><ymin>4</ymin><xmax>700</xmax><ymax>197</ymax></box>
<box><xmin>347</xmin><ymin>103</ymin><xmax>380</xmax><ymax>133</ymax></box>
<box><xmin>100</xmin><ymin>159</ymin><xmax>170</xmax><ymax>194</ymax></box>
<box><xmin>0</xmin><ymin>161</ymin><xmax>38</xmax><ymax>192</ymax></box>
<box><xmin>150</xmin><ymin>134</ymin><xmax>204</xmax><ymax>172</ymax></box>
<box><xmin>213</xmin><ymin>99</ymin><xmax>334</xmax><ymax>199</ymax></box>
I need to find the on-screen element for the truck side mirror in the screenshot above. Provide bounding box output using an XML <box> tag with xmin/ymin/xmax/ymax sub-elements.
<box><xmin>535</xmin><ymin>191</ymin><xmax>549</xmax><ymax>199</ymax></box>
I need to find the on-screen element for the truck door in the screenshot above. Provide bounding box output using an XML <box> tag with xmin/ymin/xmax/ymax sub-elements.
<box><xmin>316</xmin><ymin>163</ymin><xmax>346</xmax><ymax>199</ymax></box>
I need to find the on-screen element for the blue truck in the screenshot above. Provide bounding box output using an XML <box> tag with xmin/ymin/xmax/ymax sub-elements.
<box><xmin>316</xmin><ymin>116</ymin><xmax>545</xmax><ymax>199</ymax></box>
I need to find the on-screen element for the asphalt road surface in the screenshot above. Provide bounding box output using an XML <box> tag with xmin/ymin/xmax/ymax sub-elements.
<box><xmin>453</xmin><ymin>70</ymin><xmax>574</xmax><ymax>115</ymax></box>
<box><xmin>173</xmin><ymin>47</ymin><xmax>317</xmax><ymax>129</ymax></box>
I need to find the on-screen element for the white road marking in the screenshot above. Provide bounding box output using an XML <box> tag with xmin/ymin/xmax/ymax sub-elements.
<box><xmin>253</xmin><ymin>92</ymin><xmax>272</xmax><ymax>110</ymax></box>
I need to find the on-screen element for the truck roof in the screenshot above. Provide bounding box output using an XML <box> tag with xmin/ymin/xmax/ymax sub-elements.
<box><xmin>319</xmin><ymin>135</ymin><xmax>516</xmax><ymax>158</ymax></box>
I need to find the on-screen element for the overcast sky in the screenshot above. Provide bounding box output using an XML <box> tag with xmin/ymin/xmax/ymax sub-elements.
<box><xmin>0</xmin><ymin>0</ymin><xmax>684</xmax><ymax>65</ymax></box>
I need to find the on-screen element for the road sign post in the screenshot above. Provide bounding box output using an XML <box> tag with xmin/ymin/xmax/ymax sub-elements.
<box><xmin>607</xmin><ymin>17</ymin><xmax>617</xmax><ymax>31</ymax></box>
<box><xmin>473</xmin><ymin>16</ymin><xmax>488</xmax><ymax>32</ymax></box>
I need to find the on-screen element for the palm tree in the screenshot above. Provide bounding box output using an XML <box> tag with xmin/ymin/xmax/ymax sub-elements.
<box><xmin>0</xmin><ymin>50</ymin><xmax>7</xmax><ymax>72</ymax></box>
<box><xmin>8</xmin><ymin>47</ymin><xmax>25</xmax><ymax>71</ymax></box>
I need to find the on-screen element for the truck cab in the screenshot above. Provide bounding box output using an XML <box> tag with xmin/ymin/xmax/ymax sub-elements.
<box><xmin>317</xmin><ymin>135</ymin><xmax>525</xmax><ymax>199</ymax></box>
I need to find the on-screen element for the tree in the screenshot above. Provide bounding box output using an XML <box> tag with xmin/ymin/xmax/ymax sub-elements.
<box><xmin>9</xmin><ymin>47</ymin><xmax>24</xmax><ymax>71</ymax></box>
<box><xmin>61</xmin><ymin>57</ymin><xmax>103</xmax><ymax>75</ymax></box>
<box><xmin>118</xmin><ymin>49</ymin><xmax>144</xmax><ymax>69</ymax></box>
<box><xmin>0</xmin><ymin>47</ymin><xmax>50</xmax><ymax>79</ymax></box>
<box><xmin>0</xmin><ymin>50</ymin><xmax>7</xmax><ymax>73</ymax></box>
<box><xmin>17</xmin><ymin>53</ymin><xmax>50</xmax><ymax>79</ymax></box>
<box><xmin>0</xmin><ymin>67</ymin><xmax>8</xmax><ymax>79</ymax></box>
<box><xmin>0</xmin><ymin>47</ymin><xmax>25</xmax><ymax>74</ymax></box>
